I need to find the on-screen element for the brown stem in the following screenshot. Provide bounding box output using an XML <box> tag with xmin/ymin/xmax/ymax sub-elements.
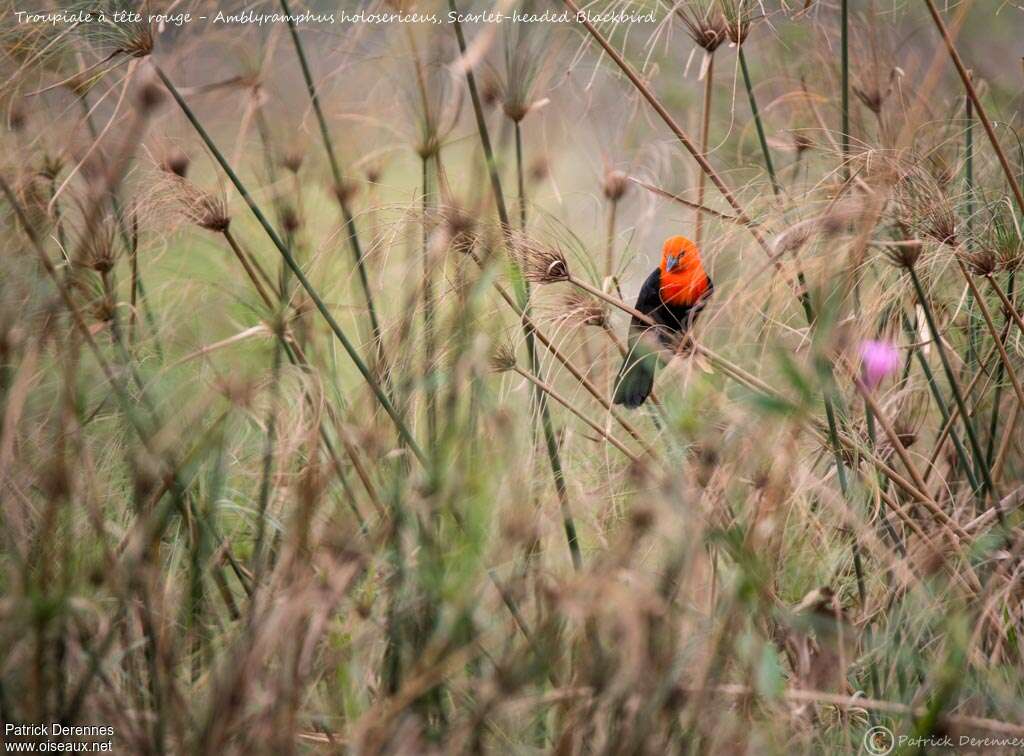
<box><xmin>956</xmin><ymin>260</ymin><xmax>1024</xmax><ymax>411</ymax></box>
<box><xmin>509</xmin><ymin>366</ymin><xmax>642</xmax><ymax>463</ymax></box>
<box><xmin>626</xmin><ymin>177</ymin><xmax>747</xmax><ymax>227</ymax></box>
<box><xmin>221</xmin><ymin>229</ymin><xmax>277</xmax><ymax>310</ymax></box>
<box><xmin>562</xmin><ymin>0</ymin><xmax>772</xmax><ymax>255</ymax></box>
<box><xmin>986</xmin><ymin>273</ymin><xmax>1024</xmax><ymax>337</ymax></box>
<box><xmin>922</xmin><ymin>0</ymin><xmax>1024</xmax><ymax>217</ymax></box>
<box><xmin>468</xmin><ymin>253</ymin><xmax>659</xmax><ymax>458</ymax></box>
<box><xmin>854</xmin><ymin>376</ymin><xmax>969</xmax><ymax>542</ymax></box>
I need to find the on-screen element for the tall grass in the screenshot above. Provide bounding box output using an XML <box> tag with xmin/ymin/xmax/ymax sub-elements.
<box><xmin>2</xmin><ymin>1</ymin><xmax>1024</xmax><ymax>753</ymax></box>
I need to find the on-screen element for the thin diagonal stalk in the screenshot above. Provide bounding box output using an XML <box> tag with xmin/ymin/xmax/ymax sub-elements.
<box><xmin>450</xmin><ymin>1</ymin><xmax>581</xmax><ymax>569</ymax></box>
<box><xmin>155</xmin><ymin>64</ymin><xmax>426</xmax><ymax>468</ymax></box>
<box><xmin>922</xmin><ymin>0</ymin><xmax>1024</xmax><ymax>218</ymax></box>
<box><xmin>222</xmin><ymin>229</ymin><xmax>276</xmax><ymax>310</ymax></box>
<box><xmin>900</xmin><ymin>312</ymin><xmax>980</xmax><ymax>493</ymax></box>
<box><xmin>986</xmin><ymin>272</ymin><xmax>1024</xmax><ymax>336</ymax></box>
<box><xmin>923</xmin><ymin>341</ymin><xmax>1000</xmax><ymax>484</ymax></box>
<box><xmin>985</xmin><ymin>272</ymin><xmax>1017</xmax><ymax>467</ymax></box>
<box><xmin>278</xmin><ymin>0</ymin><xmax>386</xmax><ymax>362</ymax></box>
<box><xmin>477</xmin><ymin>263</ymin><xmax>658</xmax><ymax>457</ymax></box>
<box><xmin>908</xmin><ymin>264</ymin><xmax>1002</xmax><ymax>526</ymax></box>
<box><xmin>626</xmin><ymin>176</ymin><xmax>747</xmax><ymax>227</ymax></box>
<box><xmin>956</xmin><ymin>260</ymin><xmax>1024</xmax><ymax>414</ymax></box>
<box><xmin>573</xmin><ymin>266</ymin><xmax>966</xmax><ymax>535</ymax></box>
<box><xmin>77</xmin><ymin>92</ymin><xmax>162</xmax><ymax>360</ymax></box>
<box><xmin>507</xmin><ymin>365</ymin><xmax>641</xmax><ymax>463</ymax></box>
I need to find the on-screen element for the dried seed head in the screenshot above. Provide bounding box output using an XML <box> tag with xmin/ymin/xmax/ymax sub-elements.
<box><xmin>75</xmin><ymin>216</ymin><xmax>121</xmax><ymax>274</ymax></box>
<box><xmin>881</xmin><ymin>238</ymin><xmax>924</xmax><ymax>270</ymax></box>
<box><xmin>502</xmin><ymin>100</ymin><xmax>530</xmax><ymax>124</ymax></box>
<box><xmin>135</xmin><ymin>81</ymin><xmax>165</xmax><ymax>113</ymax></box>
<box><xmin>122</xmin><ymin>22</ymin><xmax>155</xmax><ymax>58</ymax></box>
<box><xmin>960</xmin><ymin>247</ymin><xmax>998</xmax><ymax>277</ymax></box>
<box><xmin>603</xmin><ymin>170</ymin><xmax>629</xmax><ymax>201</ymax></box>
<box><xmin>161</xmin><ymin>150</ymin><xmax>190</xmax><ymax>178</ymax></box>
<box><xmin>676</xmin><ymin>4</ymin><xmax>728</xmax><ymax>53</ymax></box>
<box><xmin>490</xmin><ymin>343</ymin><xmax>517</xmax><ymax>373</ymax></box>
<box><xmin>363</xmin><ymin>162</ymin><xmax>382</xmax><ymax>184</ymax></box>
<box><xmin>332</xmin><ymin>178</ymin><xmax>358</xmax><ymax>205</ymax></box>
<box><xmin>720</xmin><ymin>0</ymin><xmax>756</xmax><ymax>45</ymax></box>
<box><xmin>8</xmin><ymin>106</ymin><xmax>26</xmax><ymax>132</ymax></box>
<box><xmin>977</xmin><ymin>199</ymin><xmax>1024</xmax><ymax>273</ymax></box>
<box><xmin>513</xmin><ymin>235</ymin><xmax>569</xmax><ymax>283</ymax></box>
<box><xmin>552</xmin><ymin>291</ymin><xmax>606</xmax><ymax>327</ymax></box>
<box><xmin>791</xmin><ymin>132</ymin><xmax>814</xmax><ymax>156</ymax></box>
<box><xmin>281</xmin><ymin>148</ymin><xmax>305</xmax><ymax>175</ymax></box>
<box><xmin>894</xmin><ymin>166</ymin><xmax>957</xmax><ymax>246</ymax></box>
<box><xmin>852</xmin><ymin>68</ymin><xmax>896</xmax><ymax>117</ymax></box>
<box><xmin>529</xmin><ymin>156</ymin><xmax>550</xmax><ymax>184</ymax></box>
<box><xmin>167</xmin><ymin>175</ymin><xmax>231</xmax><ymax>232</ymax></box>
<box><xmin>39</xmin><ymin>154</ymin><xmax>63</xmax><ymax>181</ymax></box>
<box><xmin>480</xmin><ymin>74</ymin><xmax>501</xmax><ymax>109</ymax></box>
<box><xmin>442</xmin><ymin>207</ymin><xmax>476</xmax><ymax>255</ymax></box>
<box><xmin>281</xmin><ymin>205</ymin><xmax>301</xmax><ymax>234</ymax></box>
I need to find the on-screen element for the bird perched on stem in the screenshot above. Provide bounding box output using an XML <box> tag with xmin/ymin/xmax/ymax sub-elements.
<box><xmin>613</xmin><ymin>235</ymin><xmax>713</xmax><ymax>408</ymax></box>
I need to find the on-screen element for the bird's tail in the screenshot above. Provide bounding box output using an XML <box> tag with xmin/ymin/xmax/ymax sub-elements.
<box><xmin>613</xmin><ymin>341</ymin><xmax>658</xmax><ymax>408</ymax></box>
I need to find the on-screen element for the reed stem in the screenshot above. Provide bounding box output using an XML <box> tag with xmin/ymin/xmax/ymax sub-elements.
<box><xmin>278</xmin><ymin>0</ymin><xmax>386</xmax><ymax>363</ymax></box>
<box><xmin>155</xmin><ymin>64</ymin><xmax>426</xmax><ymax>467</ymax></box>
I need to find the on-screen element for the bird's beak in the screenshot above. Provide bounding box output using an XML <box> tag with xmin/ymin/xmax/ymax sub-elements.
<box><xmin>666</xmin><ymin>255</ymin><xmax>678</xmax><ymax>271</ymax></box>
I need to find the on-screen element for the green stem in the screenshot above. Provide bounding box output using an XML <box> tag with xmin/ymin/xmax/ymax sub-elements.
<box><xmin>278</xmin><ymin>0</ymin><xmax>385</xmax><ymax>363</ymax></box>
<box><xmin>908</xmin><ymin>266</ymin><xmax>1001</xmax><ymax>525</ymax></box>
<box><xmin>515</xmin><ymin>120</ymin><xmax>527</xmax><ymax>232</ymax></box>
<box><xmin>450</xmin><ymin>0</ymin><xmax>581</xmax><ymax>570</ymax></box>
<box><xmin>900</xmin><ymin>312</ymin><xmax>980</xmax><ymax>493</ymax></box>
<box><xmin>738</xmin><ymin>46</ymin><xmax>780</xmax><ymax>197</ymax></box>
<box><xmin>986</xmin><ymin>273</ymin><xmax>1016</xmax><ymax>468</ymax></box>
<box><xmin>155</xmin><ymin>64</ymin><xmax>426</xmax><ymax>468</ymax></box>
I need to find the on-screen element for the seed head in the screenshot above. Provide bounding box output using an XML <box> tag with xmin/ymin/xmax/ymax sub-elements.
<box><xmin>490</xmin><ymin>343</ymin><xmax>518</xmax><ymax>373</ymax></box>
<box><xmin>603</xmin><ymin>170</ymin><xmax>629</xmax><ymax>202</ymax></box>
<box><xmin>39</xmin><ymin>154</ymin><xmax>64</xmax><ymax>181</ymax></box>
<box><xmin>513</xmin><ymin>235</ymin><xmax>569</xmax><ymax>283</ymax></box>
<box><xmin>551</xmin><ymin>291</ymin><xmax>606</xmax><ymax>328</ymax></box>
<box><xmin>135</xmin><ymin>81</ymin><xmax>165</xmax><ymax>113</ymax></box>
<box><xmin>880</xmin><ymin>238</ymin><xmax>924</xmax><ymax>270</ymax></box>
<box><xmin>166</xmin><ymin>175</ymin><xmax>231</xmax><ymax>232</ymax></box>
<box><xmin>959</xmin><ymin>248</ymin><xmax>998</xmax><ymax>277</ymax></box>
<box><xmin>281</xmin><ymin>205</ymin><xmax>301</xmax><ymax>234</ymax></box>
<box><xmin>719</xmin><ymin>0</ymin><xmax>756</xmax><ymax>45</ymax></box>
<box><xmin>676</xmin><ymin>3</ymin><xmax>728</xmax><ymax>53</ymax></box>
<box><xmin>281</xmin><ymin>148</ymin><xmax>305</xmax><ymax>175</ymax></box>
<box><xmin>78</xmin><ymin>218</ymin><xmax>119</xmax><ymax>274</ymax></box>
<box><xmin>332</xmin><ymin>178</ymin><xmax>358</xmax><ymax>206</ymax></box>
<box><xmin>161</xmin><ymin>150</ymin><xmax>190</xmax><ymax>178</ymax></box>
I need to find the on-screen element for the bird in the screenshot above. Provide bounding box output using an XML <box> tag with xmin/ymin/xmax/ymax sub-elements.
<box><xmin>613</xmin><ymin>235</ymin><xmax>713</xmax><ymax>408</ymax></box>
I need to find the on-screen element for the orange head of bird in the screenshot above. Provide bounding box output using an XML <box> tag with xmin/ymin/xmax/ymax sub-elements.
<box><xmin>658</xmin><ymin>235</ymin><xmax>709</xmax><ymax>306</ymax></box>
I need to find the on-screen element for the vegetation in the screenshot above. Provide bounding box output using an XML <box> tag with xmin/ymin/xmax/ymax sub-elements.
<box><xmin>1</xmin><ymin>0</ymin><xmax>1023</xmax><ymax>752</ymax></box>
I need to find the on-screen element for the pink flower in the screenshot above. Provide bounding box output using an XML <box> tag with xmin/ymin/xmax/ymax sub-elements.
<box><xmin>860</xmin><ymin>340</ymin><xmax>900</xmax><ymax>390</ymax></box>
